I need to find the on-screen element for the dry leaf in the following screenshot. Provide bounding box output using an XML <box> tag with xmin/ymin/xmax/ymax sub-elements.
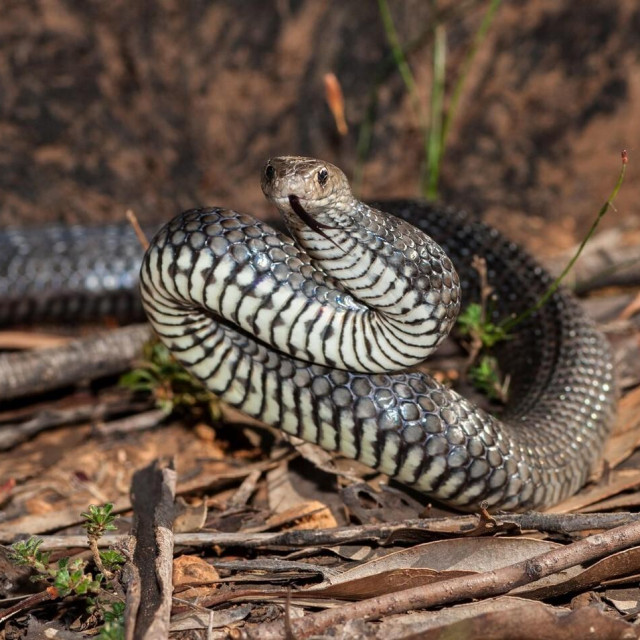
<box><xmin>173</xmin><ymin>555</ymin><xmax>220</xmax><ymax>588</ymax></box>
<box><xmin>173</xmin><ymin>555</ymin><xmax>220</xmax><ymax>601</ymax></box>
<box><xmin>305</xmin><ymin>537</ymin><xmax>571</xmax><ymax>600</ymax></box>
<box><xmin>170</xmin><ymin>605</ymin><xmax>252</xmax><ymax>631</ymax></box>
<box><xmin>173</xmin><ymin>497</ymin><xmax>208</xmax><ymax>533</ymax></box>
<box><xmin>401</xmin><ymin>597</ymin><xmax>634</xmax><ymax>640</ymax></box>
<box><xmin>263</xmin><ymin>500</ymin><xmax>337</xmax><ymax>531</ymax></box>
<box><xmin>323</xmin><ymin>72</ymin><xmax>348</xmax><ymax>136</ymax></box>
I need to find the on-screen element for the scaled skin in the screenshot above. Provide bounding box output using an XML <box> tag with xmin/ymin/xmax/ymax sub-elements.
<box><xmin>139</xmin><ymin>157</ymin><xmax>615</xmax><ymax>511</ymax></box>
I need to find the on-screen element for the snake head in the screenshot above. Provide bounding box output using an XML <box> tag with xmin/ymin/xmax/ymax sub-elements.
<box><xmin>261</xmin><ymin>156</ymin><xmax>355</xmax><ymax>235</ymax></box>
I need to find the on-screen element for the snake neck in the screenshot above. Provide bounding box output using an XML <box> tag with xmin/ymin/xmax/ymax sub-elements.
<box><xmin>279</xmin><ymin>198</ymin><xmax>462</xmax><ymax>368</ymax></box>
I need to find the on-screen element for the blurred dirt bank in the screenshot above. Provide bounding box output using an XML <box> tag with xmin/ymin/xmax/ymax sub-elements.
<box><xmin>1</xmin><ymin>0</ymin><xmax>637</xmax><ymax>254</ymax></box>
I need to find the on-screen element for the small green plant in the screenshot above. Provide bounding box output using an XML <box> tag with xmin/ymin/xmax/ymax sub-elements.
<box><xmin>457</xmin><ymin>303</ymin><xmax>509</xmax><ymax>350</ymax></box>
<box><xmin>10</xmin><ymin>537</ymin><xmax>103</xmax><ymax>597</ymax></box>
<box><xmin>120</xmin><ymin>339</ymin><xmax>221</xmax><ymax>420</ymax></box>
<box><xmin>99</xmin><ymin>601</ymin><xmax>126</xmax><ymax>639</ymax></box>
<box><xmin>82</xmin><ymin>503</ymin><xmax>118</xmax><ymax>539</ymax></box>
<box><xmin>53</xmin><ymin>556</ymin><xmax>102</xmax><ymax>597</ymax></box>
<box><xmin>469</xmin><ymin>354</ymin><xmax>510</xmax><ymax>403</ymax></box>
<box><xmin>10</xmin><ymin>537</ymin><xmax>52</xmax><ymax>577</ymax></box>
<box><xmin>99</xmin><ymin>549</ymin><xmax>126</xmax><ymax>574</ymax></box>
<box><xmin>453</xmin><ymin>254</ymin><xmax>511</xmax><ymax>400</ymax></box>
<box><xmin>9</xmin><ymin>503</ymin><xmax>125</xmax><ymax>637</ymax></box>
<box><xmin>457</xmin><ymin>302</ymin><xmax>511</xmax><ymax>402</ymax></box>
<box><xmin>82</xmin><ymin>503</ymin><xmax>124</xmax><ymax>579</ymax></box>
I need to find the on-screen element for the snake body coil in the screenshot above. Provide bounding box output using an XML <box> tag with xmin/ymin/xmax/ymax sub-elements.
<box><xmin>0</xmin><ymin>224</ymin><xmax>145</xmax><ymax>326</ymax></box>
<box><xmin>139</xmin><ymin>157</ymin><xmax>615</xmax><ymax>511</ymax></box>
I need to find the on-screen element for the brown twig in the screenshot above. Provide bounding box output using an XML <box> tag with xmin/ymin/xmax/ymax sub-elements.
<box><xmin>0</xmin><ymin>399</ymin><xmax>156</xmax><ymax>450</ymax></box>
<box><xmin>463</xmin><ymin>255</ymin><xmax>492</xmax><ymax>368</ymax></box>
<box><xmin>124</xmin><ymin>458</ymin><xmax>176</xmax><ymax>640</ymax></box>
<box><xmin>0</xmin><ymin>404</ymin><xmax>106</xmax><ymax>450</ymax></box>
<box><xmin>619</xmin><ymin>291</ymin><xmax>640</xmax><ymax>322</ymax></box>
<box><xmin>88</xmin><ymin>536</ymin><xmax>111</xmax><ymax>579</ymax></box>
<box><xmin>93</xmin><ymin>408</ymin><xmax>168</xmax><ymax>436</ymax></box>
<box><xmin>125</xmin><ymin>209</ymin><xmax>150</xmax><ymax>251</ymax></box>
<box><xmin>28</xmin><ymin>512</ymin><xmax>640</xmax><ymax>552</ymax></box>
<box><xmin>242</xmin><ymin>518</ymin><xmax>640</xmax><ymax>639</ymax></box>
<box><xmin>0</xmin><ymin>587</ymin><xmax>58</xmax><ymax>626</ymax></box>
<box><xmin>0</xmin><ymin>324</ymin><xmax>152</xmax><ymax>401</ymax></box>
<box><xmin>227</xmin><ymin>469</ymin><xmax>262</xmax><ymax>509</ymax></box>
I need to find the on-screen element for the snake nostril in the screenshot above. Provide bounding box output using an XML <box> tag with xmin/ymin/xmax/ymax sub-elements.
<box><xmin>265</xmin><ymin>164</ymin><xmax>275</xmax><ymax>183</ymax></box>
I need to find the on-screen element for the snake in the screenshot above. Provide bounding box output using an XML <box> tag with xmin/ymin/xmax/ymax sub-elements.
<box><xmin>134</xmin><ymin>156</ymin><xmax>616</xmax><ymax>511</ymax></box>
<box><xmin>0</xmin><ymin>223</ymin><xmax>145</xmax><ymax>327</ymax></box>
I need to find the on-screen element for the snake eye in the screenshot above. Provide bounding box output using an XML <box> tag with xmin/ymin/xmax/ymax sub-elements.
<box><xmin>317</xmin><ymin>168</ymin><xmax>329</xmax><ymax>187</ymax></box>
<box><xmin>265</xmin><ymin>164</ymin><xmax>275</xmax><ymax>183</ymax></box>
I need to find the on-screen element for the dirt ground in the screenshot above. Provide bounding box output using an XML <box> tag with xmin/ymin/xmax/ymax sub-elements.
<box><xmin>0</xmin><ymin>0</ymin><xmax>638</xmax><ymax>255</ymax></box>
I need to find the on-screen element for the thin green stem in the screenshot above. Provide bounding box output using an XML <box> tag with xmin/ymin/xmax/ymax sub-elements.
<box><xmin>376</xmin><ymin>0</ymin><xmax>422</xmax><ymax>121</ymax></box>
<box><xmin>502</xmin><ymin>152</ymin><xmax>629</xmax><ymax>333</ymax></box>
<box><xmin>353</xmin><ymin>77</ymin><xmax>385</xmax><ymax>197</ymax></box>
<box><xmin>425</xmin><ymin>24</ymin><xmax>446</xmax><ymax>200</ymax></box>
<box><xmin>441</xmin><ymin>0</ymin><xmax>502</xmax><ymax>151</ymax></box>
<box><xmin>377</xmin><ymin>0</ymin><xmax>435</xmax><ymax>197</ymax></box>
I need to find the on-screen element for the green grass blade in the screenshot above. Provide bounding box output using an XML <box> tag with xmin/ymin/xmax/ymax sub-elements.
<box><xmin>503</xmin><ymin>151</ymin><xmax>629</xmax><ymax>332</ymax></box>
<box><xmin>441</xmin><ymin>0</ymin><xmax>502</xmax><ymax>151</ymax></box>
<box><xmin>376</xmin><ymin>0</ymin><xmax>420</xmax><ymax>112</ymax></box>
<box><xmin>425</xmin><ymin>24</ymin><xmax>446</xmax><ymax>200</ymax></box>
<box><xmin>376</xmin><ymin>0</ymin><xmax>431</xmax><ymax>193</ymax></box>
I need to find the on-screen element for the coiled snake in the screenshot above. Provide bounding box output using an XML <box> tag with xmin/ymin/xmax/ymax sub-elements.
<box><xmin>137</xmin><ymin>156</ymin><xmax>615</xmax><ymax>511</ymax></box>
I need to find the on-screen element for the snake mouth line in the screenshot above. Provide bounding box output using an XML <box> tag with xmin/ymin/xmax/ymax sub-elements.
<box><xmin>288</xmin><ymin>194</ymin><xmax>344</xmax><ymax>252</ymax></box>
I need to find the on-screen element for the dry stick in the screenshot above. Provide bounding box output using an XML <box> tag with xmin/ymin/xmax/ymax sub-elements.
<box><xmin>244</xmin><ymin>518</ymin><xmax>640</xmax><ymax>639</ymax></box>
<box><xmin>0</xmin><ymin>210</ymin><xmax>151</xmax><ymax>403</ymax></box>
<box><xmin>124</xmin><ymin>458</ymin><xmax>176</xmax><ymax>640</ymax></box>
<box><xmin>0</xmin><ymin>588</ymin><xmax>58</xmax><ymax>626</ymax></box>
<box><xmin>93</xmin><ymin>408</ymin><xmax>168</xmax><ymax>436</ymax></box>
<box><xmin>619</xmin><ymin>290</ymin><xmax>640</xmax><ymax>322</ymax></box>
<box><xmin>0</xmin><ymin>400</ymin><xmax>157</xmax><ymax>450</ymax></box>
<box><xmin>125</xmin><ymin>209</ymin><xmax>150</xmax><ymax>251</ymax></box>
<box><xmin>0</xmin><ymin>404</ymin><xmax>104</xmax><ymax>450</ymax></box>
<box><xmin>227</xmin><ymin>469</ymin><xmax>262</xmax><ymax>509</ymax></box>
<box><xmin>31</xmin><ymin>512</ymin><xmax>640</xmax><ymax>551</ymax></box>
<box><xmin>0</xmin><ymin>324</ymin><xmax>152</xmax><ymax>401</ymax></box>
<box><xmin>463</xmin><ymin>255</ymin><xmax>493</xmax><ymax>368</ymax></box>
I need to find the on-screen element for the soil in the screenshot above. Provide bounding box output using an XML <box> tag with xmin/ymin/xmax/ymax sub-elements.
<box><xmin>1</xmin><ymin>0</ymin><xmax>638</xmax><ymax>256</ymax></box>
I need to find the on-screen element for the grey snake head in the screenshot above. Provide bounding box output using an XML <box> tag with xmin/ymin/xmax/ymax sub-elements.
<box><xmin>261</xmin><ymin>156</ymin><xmax>355</xmax><ymax>237</ymax></box>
